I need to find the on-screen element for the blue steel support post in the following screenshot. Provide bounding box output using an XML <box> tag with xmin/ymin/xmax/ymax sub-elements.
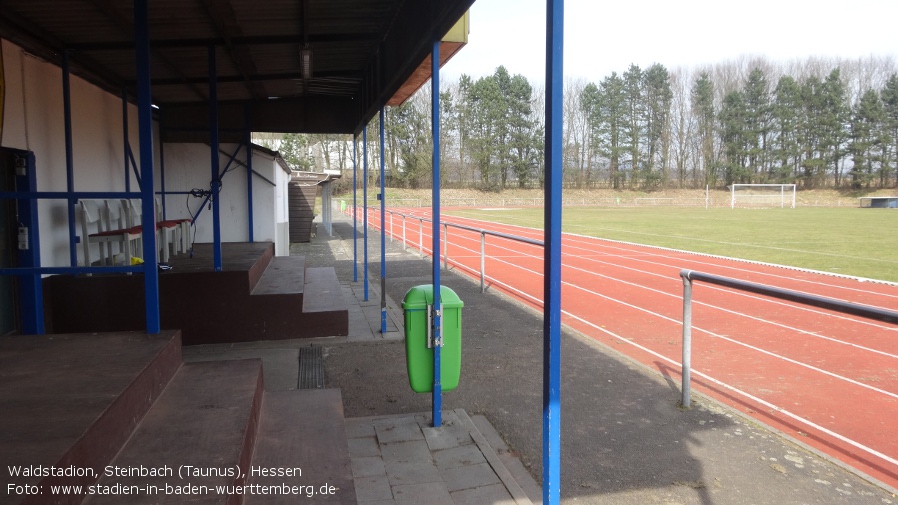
<box><xmin>245</xmin><ymin>105</ymin><xmax>254</xmax><ymax>242</ymax></box>
<box><xmin>431</xmin><ymin>40</ymin><xmax>442</xmax><ymax>428</ymax></box>
<box><xmin>543</xmin><ymin>0</ymin><xmax>564</xmax><ymax>503</ymax></box>
<box><xmin>159</xmin><ymin>139</ymin><xmax>166</xmax><ymax>216</ymax></box>
<box><xmin>379</xmin><ymin>108</ymin><xmax>387</xmax><ymax>334</ymax></box>
<box><xmin>62</xmin><ymin>50</ymin><xmax>78</xmax><ymax>268</ymax></box>
<box><xmin>209</xmin><ymin>45</ymin><xmax>222</xmax><ymax>271</ymax></box>
<box><xmin>122</xmin><ymin>87</ymin><xmax>131</xmax><ymax>193</ymax></box>
<box><xmin>16</xmin><ymin>152</ymin><xmax>44</xmax><ymax>334</ymax></box>
<box><xmin>353</xmin><ymin>136</ymin><xmax>358</xmax><ymax>283</ymax></box>
<box><xmin>363</xmin><ymin>128</ymin><xmax>369</xmax><ymax>301</ymax></box>
<box><xmin>134</xmin><ymin>0</ymin><xmax>160</xmax><ymax>333</ymax></box>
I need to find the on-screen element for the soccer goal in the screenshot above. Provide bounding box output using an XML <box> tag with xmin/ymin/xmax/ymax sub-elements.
<box><xmin>730</xmin><ymin>184</ymin><xmax>796</xmax><ymax>209</ymax></box>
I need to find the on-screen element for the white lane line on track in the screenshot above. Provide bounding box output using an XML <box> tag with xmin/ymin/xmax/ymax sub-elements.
<box><xmin>435</xmin><ymin>233</ymin><xmax>898</xmax><ymax>401</ymax></box>
<box><xmin>564</xmin><ymin>310</ymin><xmax>898</xmax><ymax>469</ymax></box>
<box><xmin>437</xmin><ymin>222</ymin><xmax>898</xmax><ymax>338</ymax></box>
<box><xmin>442</xmin><ymin>213</ymin><xmax>898</xmax><ymax>293</ymax></box>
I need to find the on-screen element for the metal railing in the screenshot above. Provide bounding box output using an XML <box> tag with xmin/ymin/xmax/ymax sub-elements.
<box><xmin>679</xmin><ymin>269</ymin><xmax>898</xmax><ymax>408</ymax></box>
<box><xmin>348</xmin><ymin>206</ymin><xmax>543</xmax><ymax>293</ymax></box>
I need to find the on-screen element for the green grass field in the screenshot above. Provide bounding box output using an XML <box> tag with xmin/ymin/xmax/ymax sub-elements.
<box><xmin>444</xmin><ymin>206</ymin><xmax>898</xmax><ymax>283</ymax></box>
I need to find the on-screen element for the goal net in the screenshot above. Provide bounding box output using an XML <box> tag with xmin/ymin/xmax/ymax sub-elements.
<box><xmin>730</xmin><ymin>184</ymin><xmax>796</xmax><ymax>208</ymax></box>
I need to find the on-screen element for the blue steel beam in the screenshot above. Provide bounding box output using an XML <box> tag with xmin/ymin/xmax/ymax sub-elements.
<box><xmin>245</xmin><ymin>105</ymin><xmax>254</xmax><ymax>242</ymax></box>
<box><xmin>543</xmin><ymin>0</ymin><xmax>564</xmax><ymax>503</ymax></box>
<box><xmin>15</xmin><ymin>152</ymin><xmax>44</xmax><ymax>334</ymax></box>
<box><xmin>122</xmin><ymin>87</ymin><xmax>131</xmax><ymax>193</ymax></box>
<box><xmin>431</xmin><ymin>40</ymin><xmax>442</xmax><ymax>428</ymax></box>
<box><xmin>353</xmin><ymin>136</ymin><xmax>358</xmax><ymax>283</ymax></box>
<box><xmin>209</xmin><ymin>45</ymin><xmax>222</xmax><ymax>271</ymax></box>
<box><xmin>62</xmin><ymin>50</ymin><xmax>78</xmax><ymax>268</ymax></box>
<box><xmin>363</xmin><ymin>128</ymin><xmax>369</xmax><ymax>302</ymax></box>
<box><xmin>134</xmin><ymin>0</ymin><xmax>160</xmax><ymax>334</ymax></box>
<box><xmin>379</xmin><ymin>108</ymin><xmax>387</xmax><ymax>334</ymax></box>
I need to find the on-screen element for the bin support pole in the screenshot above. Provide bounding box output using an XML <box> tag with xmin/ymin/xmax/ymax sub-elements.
<box><xmin>543</xmin><ymin>1</ymin><xmax>564</xmax><ymax>502</ymax></box>
<box><xmin>363</xmin><ymin>128</ymin><xmax>369</xmax><ymax>302</ymax></box>
<box><xmin>380</xmin><ymin>108</ymin><xmax>387</xmax><ymax>334</ymax></box>
<box><xmin>419</xmin><ymin>218</ymin><xmax>424</xmax><ymax>256</ymax></box>
<box><xmin>403</xmin><ymin>215</ymin><xmax>407</xmax><ymax>251</ymax></box>
<box><xmin>681</xmin><ymin>276</ymin><xmax>693</xmax><ymax>408</ymax></box>
<box><xmin>430</xmin><ymin>39</ymin><xmax>443</xmax><ymax>428</ymax></box>
<box><xmin>353</xmin><ymin>136</ymin><xmax>358</xmax><ymax>283</ymax></box>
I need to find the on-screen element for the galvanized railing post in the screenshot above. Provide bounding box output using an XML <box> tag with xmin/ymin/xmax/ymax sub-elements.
<box><xmin>419</xmin><ymin>218</ymin><xmax>424</xmax><ymax>256</ymax></box>
<box><xmin>443</xmin><ymin>223</ymin><xmax>449</xmax><ymax>270</ymax></box>
<box><xmin>480</xmin><ymin>232</ymin><xmax>486</xmax><ymax>293</ymax></box>
<box><xmin>681</xmin><ymin>271</ymin><xmax>693</xmax><ymax>408</ymax></box>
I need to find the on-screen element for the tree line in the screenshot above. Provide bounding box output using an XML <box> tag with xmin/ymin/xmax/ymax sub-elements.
<box><xmin>265</xmin><ymin>56</ymin><xmax>898</xmax><ymax>191</ymax></box>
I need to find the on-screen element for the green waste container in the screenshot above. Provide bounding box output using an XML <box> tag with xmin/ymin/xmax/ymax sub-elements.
<box><xmin>402</xmin><ymin>285</ymin><xmax>464</xmax><ymax>393</ymax></box>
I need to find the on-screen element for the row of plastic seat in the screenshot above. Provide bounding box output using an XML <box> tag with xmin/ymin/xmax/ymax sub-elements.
<box><xmin>78</xmin><ymin>198</ymin><xmax>192</xmax><ymax>268</ymax></box>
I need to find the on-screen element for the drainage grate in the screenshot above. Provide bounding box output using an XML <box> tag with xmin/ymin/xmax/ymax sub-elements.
<box><xmin>298</xmin><ymin>345</ymin><xmax>325</xmax><ymax>389</ymax></box>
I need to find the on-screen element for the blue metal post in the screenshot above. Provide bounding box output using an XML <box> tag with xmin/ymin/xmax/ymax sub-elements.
<box><xmin>134</xmin><ymin>0</ymin><xmax>161</xmax><ymax>333</ymax></box>
<box><xmin>16</xmin><ymin>152</ymin><xmax>44</xmax><ymax>334</ymax></box>
<box><xmin>245</xmin><ymin>106</ymin><xmax>254</xmax><ymax>242</ymax></box>
<box><xmin>543</xmin><ymin>0</ymin><xmax>564</xmax><ymax>503</ymax></box>
<box><xmin>431</xmin><ymin>40</ymin><xmax>442</xmax><ymax>428</ymax></box>
<box><xmin>122</xmin><ymin>87</ymin><xmax>131</xmax><ymax>193</ymax></box>
<box><xmin>379</xmin><ymin>108</ymin><xmax>387</xmax><ymax>334</ymax></box>
<box><xmin>209</xmin><ymin>45</ymin><xmax>222</xmax><ymax>271</ymax></box>
<box><xmin>62</xmin><ymin>50</ymin><xmax>78</xmax><ymax>268</ymax></box>
<box><xmin>159</xmin><ymin>139</ymin><xmax>166</xmax><ymax>216</ymax></box>
<box><xmin>363</xmin><ymin>128</ymin><xmax>369</xmax><ymax>302</ymax></box>
<box><xmin>353</xmin><ymin>135</ymin><xmax>358</xmax><ymax>283</ymax></box>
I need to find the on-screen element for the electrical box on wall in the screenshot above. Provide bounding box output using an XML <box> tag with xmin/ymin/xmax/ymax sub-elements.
<box><xmin>15</xmin><ymin>157</ymin><xmax>27</xmax><ymax>176</ymax></box>
<box><xmin>18</xmin><ymin>227</ymin><xmax>29</xmax><ymax>250</ymax></box>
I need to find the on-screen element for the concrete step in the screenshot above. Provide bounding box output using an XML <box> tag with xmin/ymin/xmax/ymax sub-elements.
<box><xmin>83</xmin><ymin>359</ymin><xmax>264</xmax><ymax>504</ymax></box>
<box><xmin>245</xmin><ymin>389</ymin><xmax>356</xmax><ymax>504</ymax></box>
<box><xmin>250</xmin><ymin>256</ymin><xmax>306</xmax><ymax>296</ymax></box>
<box><xmin>298</xmin><ymin>267</ymin><xmax>348</xmax><ymax>338</ymax></box>
<box><xmin>1</xmin><ymin>330</ymin><xmax>182</xmax><ymax>505</ymax></box>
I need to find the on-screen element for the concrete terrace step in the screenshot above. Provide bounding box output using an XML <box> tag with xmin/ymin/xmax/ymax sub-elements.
<box><xmin>298</xmin><ymin>267</ymin><xmax>348</xmax><ymax>338</ymax></box>
<box><xmin>0</xmin><ymin>331</ymin><xmax>182</xmax><ymax>505</ymax></box>
<box><xmin>245</xmin><ymin>389</ymin><xmax>356</xmax><ymax>504</ymax></box>
<box><xmin>83</xmin><ymin>359</ymin><xmax>264</xmax><ymax>505</ymax></box>
<box><xmin>250</xmin><ymin>256</ymin><xmax>306</xmax><ymax>296</ymax></box>
<box><xmin>302</xmin><ymin>267</ymin><xmax>344</xmax><ymax>313</ymax></box>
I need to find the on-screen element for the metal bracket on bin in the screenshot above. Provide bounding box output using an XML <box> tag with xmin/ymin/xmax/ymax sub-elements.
<box><xmin>426</xmin><ymin>304</ymin><xmax>443</xmax><ymax>348</ymax></box>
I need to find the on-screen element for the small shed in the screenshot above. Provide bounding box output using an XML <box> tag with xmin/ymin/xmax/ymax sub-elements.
<box><xmin>288</xmin><ymin>171</ymin><xmax>342</xmax><ymax>242</ymax></box>
<box><xmin>859</xmin><ymin>197</ymin><xmax>898</xmax><ymax>208</ymax></box>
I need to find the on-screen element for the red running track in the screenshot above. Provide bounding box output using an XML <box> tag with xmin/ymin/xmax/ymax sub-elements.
<box><xmin>358</xmin><ymin>207</ymin><xmax>898</xmax><ymax>489</ymax></box>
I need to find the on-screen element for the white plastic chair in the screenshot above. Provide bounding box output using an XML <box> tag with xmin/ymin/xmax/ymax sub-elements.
<box><xmin>79</xmin><ymin>200</ymin><xmax>141</xmax><ymax>268</ymax></box>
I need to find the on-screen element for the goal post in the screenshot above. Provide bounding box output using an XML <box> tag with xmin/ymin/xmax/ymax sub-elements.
<box><xmin>730</xmin><ymin>184</ymin><xmax>796</xmax><ymax>209</ymax></box>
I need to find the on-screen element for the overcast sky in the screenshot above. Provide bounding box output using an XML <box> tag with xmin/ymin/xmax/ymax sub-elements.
<box><xmin>441</xmin><ymin>0</ymin><xmax>898</xmax><ymax>84</ymax></box>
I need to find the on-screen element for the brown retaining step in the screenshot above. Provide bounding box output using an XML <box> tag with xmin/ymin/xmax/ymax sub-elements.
<box><xmin>245</xmin><ymin>389</ymin><xmax>356</xmax><ymax>505</ymax></box>
<box><xmin>1</xmin><ymin>330</ymin><xmax>182</xmax><ymax>505</ymax></box>
<box><xmin>83</xmin><ymin>359</ymin><xmax>264</xmax><ymax>505</ymax></box>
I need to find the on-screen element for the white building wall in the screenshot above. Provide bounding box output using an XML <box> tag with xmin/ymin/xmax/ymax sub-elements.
<box><xmin>1</xmin><ymin>40</ymin><xmax>147</xmax><ymax>268</ymax></box>
<box><xmin>161</xmin><ymin>143</ymin><xmax>287</xmax><ymax>252</ymax></box>
<box><xmin>1</xmin><ymin>38</ymin><xmax>288</xmax><ymax>267</ymax></box>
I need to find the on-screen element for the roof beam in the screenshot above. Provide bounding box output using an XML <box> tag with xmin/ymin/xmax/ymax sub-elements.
<box><xmin>200</xmin><ymin>0</ymin><xmax>267</xmax><ymax>100</ymax></box>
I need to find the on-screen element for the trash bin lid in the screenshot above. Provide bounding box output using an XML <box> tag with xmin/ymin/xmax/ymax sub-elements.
<box><xmin>402</xmin><ymin>284</ymin><xmax>464</xmax><ymax>310</ymax></box>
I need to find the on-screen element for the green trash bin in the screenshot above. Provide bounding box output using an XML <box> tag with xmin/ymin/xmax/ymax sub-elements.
<box><xmin>402</xmin><ymin>285</ymin><xmax>464</xmax><ymax>393</ymax></box>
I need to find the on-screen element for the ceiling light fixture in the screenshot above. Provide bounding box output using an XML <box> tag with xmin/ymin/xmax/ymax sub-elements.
<box><xmin>301</xmin><ymin>46</ymin><xmax>313</xmax><ymax>80</ymax></box>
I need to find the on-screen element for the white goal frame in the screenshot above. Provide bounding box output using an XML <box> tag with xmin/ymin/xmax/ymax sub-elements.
<box><xmin>730</xmin><ymin>184</ymin><xmax>796</xmax><ymax>209</ymax></box>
